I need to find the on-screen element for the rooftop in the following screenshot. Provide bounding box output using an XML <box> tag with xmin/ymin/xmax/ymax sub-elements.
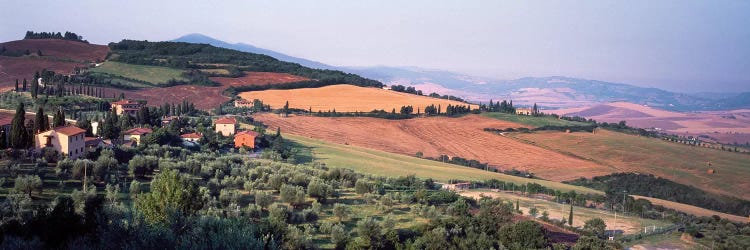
<box><xmin>215</xmin><ymin>116</ymin><xmax>237</xmax><ymax>124</ymax></box>
<box><xmin>236</xmin><ymin>130</ymin><xmax>259</xmax><ymax>137</ymax></box>
<box><xmin>180</xmin><ymin>132</ymin><xmax>202</xmax><ymax>139</ymax></box>
<box><xmin>53</xmin><ymin>126</ymin><xmax>86</xmax><ymax>136</ymax></box>
<box><xmin>124</xmin><ymin>127</ymin><xmax>153</xmax><ymax>135</ymax></box>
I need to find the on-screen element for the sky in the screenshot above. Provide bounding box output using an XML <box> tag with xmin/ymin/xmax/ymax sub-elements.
<box><xmin>1</xmin><ymin>0</ymin><xmax>749</xmax><ymax>93</ymax></box>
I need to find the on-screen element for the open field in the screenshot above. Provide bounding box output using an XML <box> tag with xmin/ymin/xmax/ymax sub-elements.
<box><xmin>90</xmin><ymin>61</ymin><xmax>188</xmax><ymax>85</ymax></box>
<box><xmin>103</xmin><ymin>72</ymin><xmax>308</xmax><ymax>109</ymax></box>
<box><xmin>285</xmin><ymin>134</ymin><xmax>602</xmax><ymax>194</ymax></box>
<box><xmin>0</xmin><ymin>56</ymin><xmax>86</xmax><ymax>89</ymax></box>
<box><xmin>210</xmin><ymin>72</ymin><xmax>309</xmax><ymax>87</ymax></box>
<box><xmin>460</xmin><ymin>190</ymin><xmax>672</xmax><ymax>235</ymax></box>
<box><xmin>511</xmin><ymin>130</ymin><xmax>750</xmax><ymax>200</ymax></box>
<box><xmin>633</xmin><ymin>195</ymin><xmax>749</xmax><ymax>223</ymax></box>
<box><xmin>257</xmin><ymin>113</ymin><xmax>615</xmax><ymax>181</ymax></box>
<box><xmin>0</xmin><ymin>39</ymin><xmax>109</xmax><ymax>62</ymax></box>
<box><xmin>549</xmin><ymin>102</ymin><xmax>750</xmax><ymax>144</ymax></box>
<box><xmin>239</xmin><ymin>84</ymin><xmax>475</xmax><ymax>112</ymax></box>
<box><xmin>480</xmin><ymin>112</ymin><xmax>590</xmax><ymax>127</ymax></box>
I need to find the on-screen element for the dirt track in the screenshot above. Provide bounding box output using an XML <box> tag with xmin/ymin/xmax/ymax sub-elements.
<box><xmin>255</xmin><ymin>113</ymin><xmax>615</xmax><ymax>181</ymax></box>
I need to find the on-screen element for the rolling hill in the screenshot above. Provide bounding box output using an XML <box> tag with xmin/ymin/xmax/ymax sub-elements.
<box><xmin>171</xmin><ymin>34</ymin><xmax>750</xmax><ymax>112</ymax></box>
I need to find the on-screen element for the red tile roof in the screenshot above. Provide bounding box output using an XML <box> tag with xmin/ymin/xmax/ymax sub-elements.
<box><xmin>235</xmin><ymin>130</ymin><xmax>259</xmax><ymax>137</ymax></box>
<box><xmin>124</xmin><ymin>127</ymin><xmax>153</xmax><ymax>135</ymax></box>
<box><xmin>215</xmin><ymin>117</ymin><xmax>237</xmax><ymax>124</ymax></box>
<box><xmin>54</xmin><ymin>126</ymin><xmax>86</xmax><ymax>136</ymax></box>
<box><xmin>180</xmin><ymin>132</ymin><xmax>202</xmax><ymax>139</ymax></box>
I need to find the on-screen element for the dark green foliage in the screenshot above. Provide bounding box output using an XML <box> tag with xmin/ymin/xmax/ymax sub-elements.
<box><xmin>24</xmin><ymin>31</ymin><xmax>88</xmax><ymax>43</ymax></box>
<box><xmin>52</xmin><ymin>108</ymin><xmax>65</xmax><ymax>127</ymax></box>
<box><xmin>498</xmin><ymin>220</ymin><xmax>548</xmax><ymax>249</ymax></box>
<box><xmin>134</xmin><ymin>170</ymin><xmax>202</xmax><ymax>223</ymax></box>
<box><xmin>482</xmin><ymin>99</ymin><xmax>516</xmax><ymax>113</ymax></box>
<box><xmin>9</xmin><ymin>102</ymin><xmax>28</xmax><ymax>148</ymax></box>
<box><xmin>33</xmin><ymin>107</ymin><xmax>48</xmax><ymax>134</ymax></box>
<box><xmin>583</xmin><ymin>218</ymin><xmax>607</xmax><ymax>238</ymax></box>
<box><xmin>569</xmin><ymin>203</ymin><xmax>574</xmax><ymax>226</ymax></box>
<box><xmin>567</xmin><ymin>173</ymin><xmax>750</xmax><ymax>216</ymax></box>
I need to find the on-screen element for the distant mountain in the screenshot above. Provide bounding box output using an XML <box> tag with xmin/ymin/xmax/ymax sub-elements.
<box><xmin>172</xmin><ymin>33</ymin><xmax>336</xmax><ymax>70</ymax></box>
<box><xmin>171</xmin><ymin>34</ymin><xmax>749</xmax><ymax>111</ymax></box>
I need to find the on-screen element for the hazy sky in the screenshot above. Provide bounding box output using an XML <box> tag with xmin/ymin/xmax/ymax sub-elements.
<box><xmin>2</xmin><ymin>0</ymin><xmax>749</xmax><ymax>93</ymax></box>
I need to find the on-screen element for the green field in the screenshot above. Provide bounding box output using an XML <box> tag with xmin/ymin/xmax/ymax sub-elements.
<box><xmin>89</xmin><ymin>61</ymin><xmax>187</xmax><ymax>85</ymax></box>
<box><xmin>480</xmin><ymin>112</ymin><xmax>589</xmax><ymax>127</ymax></box>
<box><xmin>285</xmin><ymin>134</ymin><xmax>601</xmax><ymax>195</ymax></box>
<box><xmin>512</xmin><ymin>130</ymin><xmax>750</xmax><ymax>200</ymax></box>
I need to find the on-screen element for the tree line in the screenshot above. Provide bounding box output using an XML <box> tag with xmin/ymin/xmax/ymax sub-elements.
<box><xmin>565</xmin><ymin>173</ymin><xmax>750</xmax><ymax>216</ymax></box>
<box><xmin>24</xmin><ymin>31</ymin><xmax>88</xmax><ymax>43</ymax></box>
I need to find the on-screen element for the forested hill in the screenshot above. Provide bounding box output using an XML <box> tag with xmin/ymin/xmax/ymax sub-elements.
<box><xmin>107</xmin><ymin>40</ymin><xmax>382</xmax><ymax>88</ymax></box>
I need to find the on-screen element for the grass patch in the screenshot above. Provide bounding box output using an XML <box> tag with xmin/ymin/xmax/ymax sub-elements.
<box><xmin>481</xmin><ymin>112</ymin><xmax>589</xmax><ymax>127</ymax></box>
<box><xmin>285</xmin><ymin>134</ymin><xmax>601</xmax><ymax>195</ymax></box>
<box><xmin>90</xmin><ymin>61</ymin><xmax>187</xmax><ymax>85</ymax></box>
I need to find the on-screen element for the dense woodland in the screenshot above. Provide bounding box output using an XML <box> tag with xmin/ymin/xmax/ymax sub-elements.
<box><xmin>566</xmin><ymin>173</ymin><xmax>750</xmax><ymax>217</ymax></box>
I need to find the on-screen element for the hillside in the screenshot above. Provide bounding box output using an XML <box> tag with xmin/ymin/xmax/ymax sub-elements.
<box><xmin>549</xmin><ymin>102</ymin><xmax>750</xmax><ymax>144</ymax></box>
<box><xmin>172</xmin><ymin>33</ymin><xmax>336</xmax><ymax>70</ymax></box>
<box><xmin>239</xmin><ymin>84</ymin><xmax>474</xmax><ymax>112</ymax></box>
<box><xmin>0</xmin><ymin>39</ymin><xmax>109</xmax><ymax>89</ymax></box>
<box><xmin>255</xmin><ymin>113</ymin><xmax>614</xmax><ymax>181</ymax></box>
<box><xmin>511</xmin><ymin>130</ymin><xmax>750</xmax><ymax>200</ymax></box>
<box><xmin>168</xmin><ymin>34</ymin><xmax>750</xmax><ymax>112</ymax></box>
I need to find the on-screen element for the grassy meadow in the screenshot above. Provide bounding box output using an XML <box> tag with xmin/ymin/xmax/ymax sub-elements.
<box><xmin>284</xmin><ymin>134</ymin><xmax>601</xmax><ymax>195</ymax></box>
<box><xmin>480</xmin><ymin>112</ymin><xmax>590</xmax><ymax>127</ymax></box>
<box><xmin>89</xmin><ymin>61</ymin><xmax>187</xmax><ymax>85</ymax></box>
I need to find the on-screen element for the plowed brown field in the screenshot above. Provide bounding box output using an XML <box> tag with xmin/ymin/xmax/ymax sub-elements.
<box><xmin>255</xmin><ymin>113</ymin><xmax>615</xmax><ymax>181</ymax></box>
<box><xmin>0</xmin><ymin>57</ymin><xmax>85</xmax><ymax>89</ymax></box>
<box><xmin>210</xmin><ymin>73</ymin><xmax>309</xmax><ymax>87</ymax></box>
<box><xmin>240</xmin><ymin>84</ymin><xmax>475</xmax><ymax>112</ymax></box>
<box><xmin>105</xmin><ymin>72</ymin><xmax>307</xmax><ymax>110</ymax></box>
<box><xmin>1</xmin><ymin>39</ymin><xmax>109</xmax><ymax>62</ymax></box>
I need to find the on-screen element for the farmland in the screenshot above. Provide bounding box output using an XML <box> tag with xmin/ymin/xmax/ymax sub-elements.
<box><xmin>285</xmin><ymin>134</ymin><xmax>602</xmax><ymax>194</ymax></box>
<box><xmin>511</xmin><ymin>129</ymin><xmax>750</xmax><ymax>200</ymax></box>
<box><xmin>103</xmin><ymin>72</ymin><xmax>309</xmax><ymax>109</ymax></box>
<box><xmin>255</xmin><ymin>113</ymin><xmax>615</xmax><ymax>181</ymax></box>
<box><xmin>89</xmin><ymin>61</ymin><xmax>188</xmax><ymax>85</ymax></box>
<box><xmin>0</xmin><ymin>57</ymin><xmax>85</xmax><ymax>89</ymax></box>
<box><xmin>210</xmin><ymin>72</ymin><xmax>309</xmax><ymax>87</ymax></box>
<box><xmin>0</xmin><ymin>39</ymin><xmax>109</xmax><ymax>62</ymax></box>
<box><xmin>239</xmin><ymin>84</ymin><xmax>475</xmax><ymax>112</ymax></box>
<box><xmin>481</xmin><ymin>112</ymin><xmax>590</xmax><ymax>127</ymax></box>
<box><xmin>0</xmin><ymin>39</ymin><xmax>110</xmax><ymax>88</ymax></box>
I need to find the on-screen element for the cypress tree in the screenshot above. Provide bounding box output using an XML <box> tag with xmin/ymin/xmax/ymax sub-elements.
<box><xmin>10</xmin><ymin>103</ymin><xmax>28</xmax><ymax>148</ymax></box>
<box><xmin>516</xmin><ymin>200</ymin><xmax>520</xmax><ymax>212</ymax></box>
<box><xmin>568</xmin><ymin>204</ymin><xmax>573</xmax><ymax>226</ymax></box>
<box><xmin>15</xmin><ymin>79</ymin><xmax>19</xmax><ymax>92</ymax></box>
<box><xmin>0</xmin><ymin>129</ymin><xmax>7</xmax><ymax>149</ymax></box>
<box><xmin>22</xmin><ymin>79</ymin><xmax>27</xmax><ymax>91</ymax></box>
<box><xmin>34</xmin><ymin>107</ymin><xmax>47</xmax><ymax>133</ymax></box>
